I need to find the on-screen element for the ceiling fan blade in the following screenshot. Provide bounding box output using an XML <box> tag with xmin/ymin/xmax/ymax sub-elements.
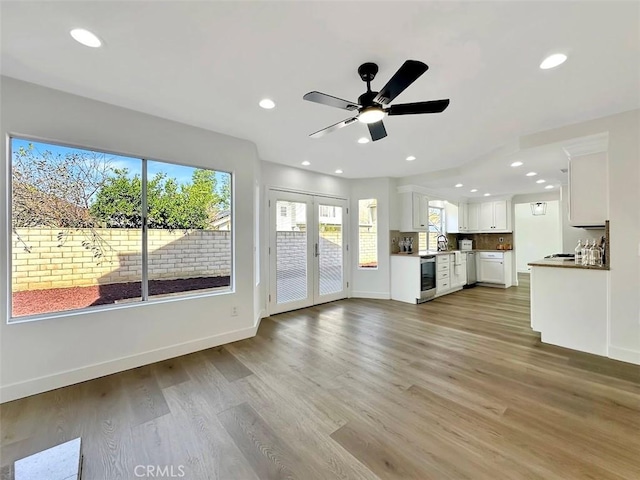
<box><xmin>374</xmin><ymin>60</ymin><xmax>429</xmax><ymax>105</ymax></box>
<box><xmin>303</xmin><ymin>91</ymin><xmax>360</xmax><ymax>111</ymax></box>
<box><xmin>368</xmin><ymin>120</ymin><xmax>387</xmax><ymax>141</ymax></box>
<box><xmin>309</xmin><ymin>117</ymin><xmax>358</xmax><ymax>138</ymax></box>
<box><xmin>387</xmin><ymin>99</ymin><xmax>450</xmax><ymax>116</ymax></box>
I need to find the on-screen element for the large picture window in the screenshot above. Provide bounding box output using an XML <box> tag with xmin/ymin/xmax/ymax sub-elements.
<box><xmin>9</xmin><ymin>138</ymin><xmax>232</xmax><ymax>320</ymax></box>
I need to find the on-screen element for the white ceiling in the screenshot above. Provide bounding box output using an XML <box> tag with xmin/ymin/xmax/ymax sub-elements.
<box><xmin>1</xmin><ymin>1</ymin><xmax>639</xmax><ymax>195</ymax></box>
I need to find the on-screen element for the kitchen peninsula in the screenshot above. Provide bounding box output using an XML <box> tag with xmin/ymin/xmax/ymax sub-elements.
<box><xmin>529</xmin><ymin>257</ymin><xmax>609</xmax><ymax>356</ymax></box>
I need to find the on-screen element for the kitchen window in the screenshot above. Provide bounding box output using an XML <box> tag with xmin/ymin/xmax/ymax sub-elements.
<box><xmin>9</xmin><ymin>137</ymin><xmax>233</xmax><ymax>320</ymax></box>
<box><xmin>418</xmin><ymin>207</ymin><xmax>445</xmax><ymax>251</ymax></box>
<box><xmin>358</xmin><ymin>198</ymin><xmax>377</xmax><ymax>268</ymax></box>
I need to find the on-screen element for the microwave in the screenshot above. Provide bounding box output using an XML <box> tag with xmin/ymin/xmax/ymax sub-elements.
<box><xmin>460</xmin><ymin>239</ymin><xmax>473</xmax><ymax>251</ymax></box>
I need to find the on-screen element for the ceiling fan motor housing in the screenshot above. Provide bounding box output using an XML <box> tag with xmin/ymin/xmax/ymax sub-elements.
<box><xmin>357</xmin><ymin>62</ymin><xmax>378</xmax><ymax>83</ymax></box>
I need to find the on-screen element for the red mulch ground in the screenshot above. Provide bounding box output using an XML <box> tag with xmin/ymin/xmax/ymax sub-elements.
<box><xmin>12</xmin><ymin>276</ymin><xmax>231</xmax><ymax>317</ymax></box>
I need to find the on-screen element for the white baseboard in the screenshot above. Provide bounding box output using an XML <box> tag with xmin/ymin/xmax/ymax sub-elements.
<box><xmin>608</xmin><ymin>345</ymin><xmax>640</xmax><ymax>365</ymax></box>
<box><xmin>351</xmin><ymin>291</ymin><xmax>391</xmax><ymax>300</ymax></box>
<box><xmin>0</xmin><ymin>324</ymin><xmax>258</xmax><ymax>404</ymax></box>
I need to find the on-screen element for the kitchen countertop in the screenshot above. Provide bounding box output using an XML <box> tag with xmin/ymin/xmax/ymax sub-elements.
<box><xmin>391</xmin><ymin>249</ymin><xmax>512</xmax><ymax>256</ymax></box>
<box><xmin>391</xmin><ymin>250</ymin><xmax>460</xmax><ymax>257</ymax></box>
<box><xmin>528</xmin><ymin>258</ymin><xmax>609</xmax><ymax>270</ymax></box>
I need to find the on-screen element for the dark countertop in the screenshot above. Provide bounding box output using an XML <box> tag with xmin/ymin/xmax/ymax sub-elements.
<box><xmin>528</xmin><ymin>259</ymin><xmax>609</xmax><ymax>270</ymax></box>
<box><xmin>391</xmin><ymin>249</ymin><xmax>513</xmax><ymax>257</ymax></box>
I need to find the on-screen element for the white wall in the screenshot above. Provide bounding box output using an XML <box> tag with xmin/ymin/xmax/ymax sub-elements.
<box><xmin>514</xmin><ymin>201</ymin><xmax>561</xmax><ymax>272</ymax></box>
<box><xmin>520</xmin><ymin>109</ymin><xmax>640</xmax><ymax>364</ymax></box>
<box><xmin>0</xmin><ymin>77</ymin><xmax>262</xmax><ymax>402</ymax></box>
<box><xmin>351</xmin><ymin>178</ymin><xmax>391</xmax><ymax>299</ymax></box>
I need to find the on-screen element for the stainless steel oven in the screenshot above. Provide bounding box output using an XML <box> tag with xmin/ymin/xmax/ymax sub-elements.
<box><xmin>418</xmin><ymin>255</ymin><xmax>436</xmax><ymax>303</ymax></box>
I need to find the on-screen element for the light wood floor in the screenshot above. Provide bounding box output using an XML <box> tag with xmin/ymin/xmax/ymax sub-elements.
<box><xmin>2</xmin><ymin>275</ymin><xmax>639</xmax><ymax>479</ymax></box>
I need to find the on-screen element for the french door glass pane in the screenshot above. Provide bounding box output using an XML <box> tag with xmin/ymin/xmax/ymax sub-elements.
<box><xmin>145</xmin><ymin>160</ymin><xmax>232</xmax><ymax>300</ymax></box>
<box><xmin>318</xmin><ymin>204</ymin><xmax>343</xmax><ymax>296</ymax></box>
<box><xmin>275</xmin><ymin>200</ymin><xmax>307</xmax><ymax>304</ymax></box>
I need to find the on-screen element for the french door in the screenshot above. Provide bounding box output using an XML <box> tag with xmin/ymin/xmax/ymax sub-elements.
<box><xmin>268</xmin><ymin>190</ymin><xmax>348</xmax><ymax>315</ymax></box>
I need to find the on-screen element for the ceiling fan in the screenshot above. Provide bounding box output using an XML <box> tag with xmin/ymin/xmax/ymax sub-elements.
<box><xmin>303</xmin><ymin>60</ymin><xmax>450</xmax><ymax>142</ymax></box>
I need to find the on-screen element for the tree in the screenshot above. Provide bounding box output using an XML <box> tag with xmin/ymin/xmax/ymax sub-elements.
<box><xmin>12</xmin><ymin>143</ymin><xmax>112</xmax><ymax>229</ymax></box>
<box><xmin>91</xmin><ymin>168</ymin><xmax>223</xmax><ymax>230</ymax></box>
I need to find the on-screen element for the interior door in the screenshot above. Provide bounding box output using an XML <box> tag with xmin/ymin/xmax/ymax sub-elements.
<box><xmin>269</xmin><ymin>190</ymin><xmax>348</xmax><ymax>314</ymax></box>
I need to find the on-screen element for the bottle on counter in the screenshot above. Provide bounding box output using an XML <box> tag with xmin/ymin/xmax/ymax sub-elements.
<box><xmin>574</xmin><ymin>239</ymin><xmax>583</xmax><ymax>264</ymax></box>
<box><xmin>591</xmin><ymin>241</ymin><xmax>603</xmax><ymax>267</ymax></box>
<box><xmin>582</xmin><ymin>239</ymin><xmax>594</xmax><ymax>266</ymax></box>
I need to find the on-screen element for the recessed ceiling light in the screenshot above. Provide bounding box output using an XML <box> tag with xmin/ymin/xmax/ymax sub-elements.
<box><xmin>536</xmin><ymin>179</ymin><xmax>546</xmax><ymax>184</ymax></box>
<box><xmin>470</xmin><ymin>189</ymin><xmax>478</xmax><ymax>193</ymax></box>
<box><xmin>301</xmin><ymin>161</ymin><xmax>310</xmax><ymax>166</ymax></box>
<box><xmin>510</xmin><ymin>161</ymin><xmax>523</xmax><ymax>167</ymax></box>
<box><xmin>335</xmin><ymin>169</ymin><xmax>343</xmax><ymax>174</ymax></box>
<box><xmin>540</xmin><ymin>53</ymin><xmax>567</xmax><ymax>70</ymax></box>
<box><xmin>70</xmin><ymin>28</ymin><xmax>102</xmax><ymax>48</ymax></box>
<box><xmin>545</xmin><ymin>185</ymin><xmax>555</xmax><ymax>189</ymax></box>
<box><xmin>526</xmin><ymin>172</ymin><xmax>537</xmax><ymax>177</ymax></box>
<box><xmin>406</xmin><ymin>155</ymin><xmax>416</xmax><ymax>161</ymax></box>
<box><xmin>259</xmin><ymin>98</ymin><xmax>276</xmax><ymax>109</ymax></box>
<box><xmin>357</xmin><ymin>137</ymin><xmax>369</xmax><ymax>144</ymax></box>
<box><xmin>455</xmin><ymin>183</ymin><xmax>463</xmax><ymax>188</ymax></box>
<box><xmin>484</xmin><ymin>193</ymin><xmax>491</xmax><ymax>197</ymax></box>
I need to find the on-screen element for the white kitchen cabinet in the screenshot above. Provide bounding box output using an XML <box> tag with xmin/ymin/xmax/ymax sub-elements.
<box><xmin>567</xmin><ymin>152</ymin><xmax>607</xmax><ymax>227</ymax></box>
<box><xmin>436</xmin><ymin>254</ymin><xmax>452</xmax><ymax>295</ymax></box>
<box><xmin>390</xmin><ymin>255</ymin><xmax>421</xmax><ymax>303</ymax></box>
<box><xmin>400</xmin><ymin>192</ymin><xmax>430</xmax><ymax>232</ymax></box>
<box><xmin>450</xmin><ymin>253</ymin><xmax>467</xmax><ymax>288</ymax></box>
<box><xmin>445</xmin><ymin>201</ymin><xmax>459</xmax><ymax>233</ymax></box>
<box><xmin>458</xmin><ymin>203</ymin><xmax>469</xmax><ymax>232</ymax></box>
<box><xmin>477</xmin><ymin>251</ymin><xmax>513</xmax><ymax>287</ymax></box>
<box><xmin>475</xmin><ymin>200</ymin><xmax>511</xmax><ymax>232</ymax></box>
<box><xmin>479</xmin><ymin>202</ymin><xmax>493</xmax><ymax>231</ymax></box>
<box><xmin>467</xmin><ymin>203</ymin><xmax>479</xmax><ymax>231</ymax></box>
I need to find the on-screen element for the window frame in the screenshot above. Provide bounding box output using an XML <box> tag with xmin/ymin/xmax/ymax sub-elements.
<box><xmin>357</xmin><ymin>198</ymin><xmax>378</xmax><ymax>270</ymax></box>
<box><xmin>7</xmin><ymin>134</ymin><xmax>235</xmax><ymax>324</ymax></box>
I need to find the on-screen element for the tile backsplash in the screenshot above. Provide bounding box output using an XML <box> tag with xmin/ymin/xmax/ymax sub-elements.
<box><xmin>456</xmin><ymin>233</ymin><xmax>514</xmax><ymax>250</ymax></box>
<box><xmin>390</xmin><ymin>230</ymin><xmax>418</xmax><ymax>253</ymax></box>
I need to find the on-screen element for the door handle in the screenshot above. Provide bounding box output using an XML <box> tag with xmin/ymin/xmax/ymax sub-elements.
<box><xmin>315</xmin><ymin>243</ymin><xmax>319</xmax><ymax>257</ymax></box>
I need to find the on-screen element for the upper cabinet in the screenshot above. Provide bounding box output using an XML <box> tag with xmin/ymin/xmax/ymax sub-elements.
<box><xmin>458</xmin><ymin>200</ymin><xmax>511</xmax><ymax>233</ymax></box>
<box><xmin>563</xmin><ymin>133</ymin><xmax>608</xmax><ymax>228</ymax></box>
<box><xmin>445</xmin><ymin>201</ymin><xmax>459</xmax><ymax>233</ymax></box>
<box><xmin>400</xmin><ymin>191</ymin><xmax>430</xmax><ymax>231</ymax></box>
<box><xmin>479</xmin><ymin>200</ymin><xmax>509</xmax><ymax>231</ymax></box>
<box><xmin>567</xmin><ymin>153</ymin><xmax>608</xmax><ymax>227</ymax></box>
<box><xmin>399</xmin><ymin>185</ymin><xmax>512</xmax><ymax>233</ymax></box>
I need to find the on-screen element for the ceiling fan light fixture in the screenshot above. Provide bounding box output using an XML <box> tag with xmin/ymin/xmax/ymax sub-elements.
<box><xmin>358</xmin><ymin>107</ymin><xmax>385</xmax><ymax>124</ymax></box>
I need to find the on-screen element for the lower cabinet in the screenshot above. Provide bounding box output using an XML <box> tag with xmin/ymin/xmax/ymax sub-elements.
<box><xmin>477</xmin><ymin>252</ymin><xmax>513</xmax><ymax>287</ymax></box>
<box><xmin>450</xmin><ymin>253</ymin><xmax>467</xmax><ymax>288</ymax></box>
<box><xmin>436</xmin><ymin>254</ymin><xmax>451</xmax><ymax>295</ymax></box>
<box><xmin>436</xmin><ymin>253</ymin><xmax>466</xmax><ymax>296</ymax></box>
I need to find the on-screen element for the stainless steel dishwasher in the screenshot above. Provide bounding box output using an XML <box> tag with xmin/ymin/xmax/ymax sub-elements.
<box><xmin>464</xmin><ymin>252</ymin><xmax>477</xmax><ymax>288</ymax></box>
